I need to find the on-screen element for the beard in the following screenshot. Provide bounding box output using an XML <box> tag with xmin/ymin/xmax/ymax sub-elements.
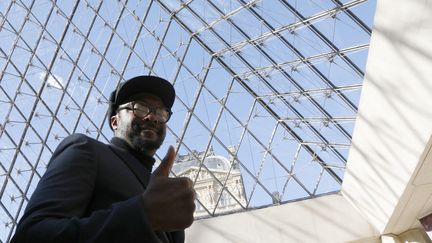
<box><xmin>126</xmin><ymin>119</ymin><xmax>166</xmax><ymax>154</ymax></box>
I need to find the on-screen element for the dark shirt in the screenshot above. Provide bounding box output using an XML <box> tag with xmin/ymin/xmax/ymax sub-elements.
<box><xmin>110</xmin><ymin>137</ymin><xmax>155</xmax><ymax>171</ymax></box>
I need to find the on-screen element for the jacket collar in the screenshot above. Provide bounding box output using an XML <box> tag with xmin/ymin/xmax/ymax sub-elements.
<box><xmin>110</xmin><ymin>137</ymin><xmax>156</xmax><ymax>171</ymax></box>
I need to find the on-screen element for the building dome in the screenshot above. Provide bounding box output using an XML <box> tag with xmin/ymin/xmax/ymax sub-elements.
<box><xmin>172</xmin><ymin>155</ymin><xmax>233</xmax><ymax>175</ymax></box>
<box><xmin>202</xmin><ymin>156</ymin><xmax>231</xmax><ymax>171</ymax></box>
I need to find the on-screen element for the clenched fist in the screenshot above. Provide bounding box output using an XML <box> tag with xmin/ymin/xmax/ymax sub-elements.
<box><xmin>142</xmin><ymin>146</ymin><xmax>196</xmax><ymax>231</ymax></box>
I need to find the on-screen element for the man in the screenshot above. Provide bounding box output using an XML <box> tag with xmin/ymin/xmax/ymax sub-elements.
<box><xmin>11</xmin><ymin>76</ymin><xmax>196</xmax><ymax>243</ymax></box>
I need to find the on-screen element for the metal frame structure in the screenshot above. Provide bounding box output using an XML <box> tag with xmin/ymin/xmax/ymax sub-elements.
<box><xmin>0</xmin><ymin>0</ymin><xmax>375</xmax><ymax>242</ymax></box>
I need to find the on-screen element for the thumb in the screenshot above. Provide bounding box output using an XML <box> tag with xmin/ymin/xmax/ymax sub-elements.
<box><xmin>153</xmin><ymin>146</ymin><xmax>176</xmax><ymax>177</ymax></box>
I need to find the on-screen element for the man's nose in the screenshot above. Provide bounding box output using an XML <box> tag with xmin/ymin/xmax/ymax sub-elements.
<box><xmin>142</xmin><ymin>112</ymin><xmax>159</xmax><ymax>123</ymax></box>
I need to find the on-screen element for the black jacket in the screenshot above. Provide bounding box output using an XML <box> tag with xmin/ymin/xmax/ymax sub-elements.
<box><xmin>11</xmin><ymin>134</ymin><xmax>184</xmax><ymax>243</ymax></box>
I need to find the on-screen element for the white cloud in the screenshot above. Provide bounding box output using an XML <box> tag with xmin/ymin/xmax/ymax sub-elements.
<box><xmin>39</xmin><ymin>72</ymin><xmax>64</xmax><ymax>90</ymax></box>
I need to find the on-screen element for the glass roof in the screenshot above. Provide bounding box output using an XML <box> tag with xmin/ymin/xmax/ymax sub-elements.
<box><xmin>0</xmin><ymin>0</ymin><xmax>376</xmax><ymax>241</ymax></box>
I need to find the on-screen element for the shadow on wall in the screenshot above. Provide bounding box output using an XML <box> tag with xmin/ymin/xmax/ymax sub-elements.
<box><xmin>342</xmin><ymin>0</ymin><xmax>432</xmax><ymax>234</ymax></box>
<box><xmin>187</xmin><ymin>194</ymin><xmax>379</xmax><ymax>243</ymax></box>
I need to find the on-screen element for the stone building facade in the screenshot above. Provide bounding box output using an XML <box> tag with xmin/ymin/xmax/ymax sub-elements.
<box><xmin>172</xmin><ymin>147</ymin><xmax>247</xmax><ymax>218</ymax></box>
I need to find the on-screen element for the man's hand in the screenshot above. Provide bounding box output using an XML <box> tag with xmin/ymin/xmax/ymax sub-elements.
<box><xmin>142</xmin><ymin>146</ymin><xmax>196</xmax><ymax>231</ymax></box>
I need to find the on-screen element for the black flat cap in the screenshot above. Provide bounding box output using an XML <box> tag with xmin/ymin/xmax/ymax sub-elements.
<box><xmin>107</xmin><ymin>75</ymin><xmax>175</xmax><ymax>130</ymax></box>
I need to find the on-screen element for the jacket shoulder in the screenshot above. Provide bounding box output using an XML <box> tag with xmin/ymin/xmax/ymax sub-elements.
<box><xmin>51</xmin><ymin>133</ymin><xmax>107</xmax><ymax>157</ymax></box>
<box><xmin>58</xmin><ymin>133</ymin><xmax>105</xmax><ymax>147</ymax></box>
<box><xmin>62</xmin><ymin>133</ymin><xmax>101</xmax><ymax>143</ymax></box>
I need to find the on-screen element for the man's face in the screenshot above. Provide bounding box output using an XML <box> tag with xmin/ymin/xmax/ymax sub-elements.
<box><xmin>112</xmin><ymin>93</ymin><xmax>168</xmax><ymax>155</ymax></box>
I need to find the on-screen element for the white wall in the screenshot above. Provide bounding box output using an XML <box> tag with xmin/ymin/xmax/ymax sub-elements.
<box><xmin>342</xmin><ymin>0</ymin><xmax>432</xmax><ymax>235</ymax></box>
<box><xmin>186</xmin><ymin>194</ymin><xmax>379</xmax><ymax>243</ymax></box>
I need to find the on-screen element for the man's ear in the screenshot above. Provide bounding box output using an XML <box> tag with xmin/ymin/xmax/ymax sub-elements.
<box><xmin>110</xmin><ymin>115</ymin><xmax>118</xmax><ymax>130</ymax></box>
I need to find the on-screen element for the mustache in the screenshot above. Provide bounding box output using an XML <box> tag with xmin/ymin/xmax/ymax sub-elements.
<box><xmin>132</xmin><ymin>121</ymin><xmax>162</xmax><ymax>133</ymax></box>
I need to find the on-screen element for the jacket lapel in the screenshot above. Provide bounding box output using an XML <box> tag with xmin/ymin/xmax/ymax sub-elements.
<box><xmin>108</xmin><ymin>144</ymin><xmax>151</xmax><ymax>188</ymax></box>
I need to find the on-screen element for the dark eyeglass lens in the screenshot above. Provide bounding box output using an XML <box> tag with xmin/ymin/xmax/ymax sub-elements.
<box><xmin>133</xmin><ymin>102</ymin><xmax>169</xmax><ymax>122</ymax></box>
<box><xmin>156</xmin><ymin>109</ymin><xmax>169</xmax><ymax>121</ymax></box>
<box><xmin>133</xmin><ymin>103</ymin><xmax>150</xmax><ymax>117</ymax></box>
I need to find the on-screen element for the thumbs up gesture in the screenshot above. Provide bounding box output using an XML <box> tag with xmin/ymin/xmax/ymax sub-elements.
<box><xmin>142</xmin><ymin>146</ymin><xmax>196</xmax><ymax>231</ymax></box>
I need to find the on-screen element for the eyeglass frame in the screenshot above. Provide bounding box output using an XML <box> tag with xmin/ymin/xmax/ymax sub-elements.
<box><xmin>116</xmin><ymin>101</ymin><xmax>172</xmax><ymax>123</ymax></box>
